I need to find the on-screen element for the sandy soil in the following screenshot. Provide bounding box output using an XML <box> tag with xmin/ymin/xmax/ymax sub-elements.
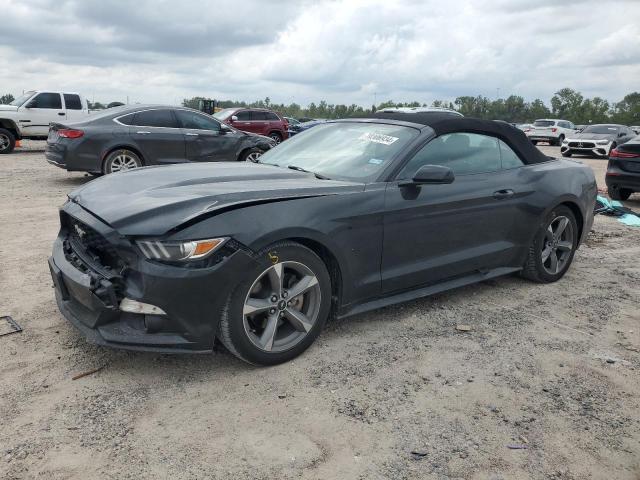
<box><xmin>1</xmin><ymin>142</ymin><xmax>639</xmax><ymax>479</ymax></box>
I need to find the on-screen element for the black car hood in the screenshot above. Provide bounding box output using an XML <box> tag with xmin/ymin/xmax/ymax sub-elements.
<box><xmin>571</xmin><ymin>132</ymin><xmax>616</xmax><ymax>140</ymax></box>
<box><xmin>69</xmin><ymin>162</ymin><xmax>363</xmax><ymax>236</ymax></box>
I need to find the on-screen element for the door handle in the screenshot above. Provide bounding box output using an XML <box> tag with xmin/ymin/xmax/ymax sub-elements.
<box><xmin>493</xmin><ymin>189</ymin><xmax>515</xmax><ymax>200</ymax></box>
<box><xmin>185</xmin><ymin>132</ymin><xmax>199</xmax><ymax>136</ymax></box>
<box><xmin>58</xmin><ymin>112</ymin><xmax>65</xmax><ymax>116</ymax></box>
<box><xmin>136</xmin><ymin>131</ymin><xmax>151</xmax><ymax>134</ymax></box>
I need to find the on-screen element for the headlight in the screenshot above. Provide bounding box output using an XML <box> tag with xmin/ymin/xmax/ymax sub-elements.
<box><xmin>137</xmin><ymin>237</ymin><xmax>227</xmax><ymax>262</ymax></box>
<box><xmin>596</xmin><ymin>140</ymin><xmax>610</xmax><ymax>145</ymax></box>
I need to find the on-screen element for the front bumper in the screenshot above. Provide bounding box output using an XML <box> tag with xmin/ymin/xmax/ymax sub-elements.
<box><xmin>50</xmin><ymin>201</ymin><xmax>257</xmax><ymax>353</ymax></box>
<box><xmin>561</xmin><ymin>140</ymin><xmax>611</xmax><ymax>158</ymax></box>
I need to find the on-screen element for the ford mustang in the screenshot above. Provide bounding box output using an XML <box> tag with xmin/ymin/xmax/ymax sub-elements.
<box><xmin>49</xmin><ymin>112</ymin><xmax>597</xmax><ymax>365</ymax></box>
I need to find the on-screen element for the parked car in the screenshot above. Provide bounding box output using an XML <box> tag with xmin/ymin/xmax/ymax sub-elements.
<box><xmin>284</xmin><ymin>116</ymin><xmax>302</xmax><ymax>136</ymax></box>
<box><xmin>296</xmin><ymin>119</ymin><xmax>329</xmax><ymax>133</ymax></box>
<box><xmin>516</xmin><ymin>123</ymin><xmax>533</xmax><ymax>132</ymax></box>
<box><xmin>525</xmin><ymin>119</ymin><xmax>577</xmax><ymax>146</ymax></box>
<box><xmin>377</xmin><ymin>106</ymin><xmax>463</xmax><ymax>116</ymax></box>
<box><xmin>213</xmin><ymin>108</ymin><xmax>289</xmax><ymax>144</ymax></box>
<box><xmin>631</xmin><ymin>126</ymin><xmax>640</xmax><ymax>135</ymax></box>
<box><xmin>49</xmin><ymin>112</ymin><xmax>596</xmax><ymax>365</ymax></box>
<box><xmin>560</xmin><ymin>124</ymin><xmax>636</xmax><ymax>158</ymax></box>
<box><xmin>296</xmin><ymin>117</ymin><xmax>317</xmax><ymax>123</ymax></box>
<box><xmin>45</xmin><ymin>105</ymin><xmax>275</xmax><ymax>175</ymax></box>
<box><xmin>0</xmin><ymin>90</ymin><xmax>90</xmax><ymax>154</ymax></box>
<box><xmin>606</xmin><ymin>137</ymin><xmax>640</xmax><ymax>200</ymax></box>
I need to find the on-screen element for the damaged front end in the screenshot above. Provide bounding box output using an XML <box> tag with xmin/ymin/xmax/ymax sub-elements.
<box><xmin>49</xmin><ymin>200</ymin><xmax>257</xmax><ymax>353</ymax></box>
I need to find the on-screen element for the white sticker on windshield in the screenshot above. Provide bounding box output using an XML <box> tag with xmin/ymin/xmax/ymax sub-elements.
<box><xmin>359</xmin><ymin>132</ymin><xmax>399</xmax><ymax>145</ymax></box>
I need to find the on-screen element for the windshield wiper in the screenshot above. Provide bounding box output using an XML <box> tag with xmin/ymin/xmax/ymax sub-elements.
<box><xmin>287</xmin><ymin>165</ymin><xmax>331</xmax><ymax>180</ymax></box>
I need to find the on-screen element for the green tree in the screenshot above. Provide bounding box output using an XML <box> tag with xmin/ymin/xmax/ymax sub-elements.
<box><xmin>527</xmin><ymin>99</ymin><xmax>551</xmax><ymax>121</ymax></box>
<box><xmin>611</xmin><ymin>92</ymin><xmax>640</xmax><ymax>125</ymax></box>
<box><xmin>550</xmin><ymin>88</ymin><xmax>584</xmax><ymax>121</ymax></box>
<box><xmin>1</xmin><ymin>93</ymin><xmax>15</xmax><ymax>104</ymax></box>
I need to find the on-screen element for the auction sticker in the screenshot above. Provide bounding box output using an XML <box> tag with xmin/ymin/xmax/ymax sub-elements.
<box><xmin>359</xmin><ymin>132</ymin><xmax>399</xmax><ymax>145</ymax></box>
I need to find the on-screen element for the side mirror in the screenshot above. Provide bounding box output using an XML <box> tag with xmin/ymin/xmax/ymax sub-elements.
<box><xmin>24</xmin><ymin>102</ymin><xmax>34</xmax><ymax>109</ymax></box>
<box><xmin>618</xmin><ymin>132</ymin><xmax>625</xmax><ymax>138</ymax></box>
<box><xmin>400</xmin><ymin>165</ymin><xmax>455</xmax><ymax>186</ymax></box>
<box><xmin>220</xmin><ymin>124</ymin><xmax>232</xmax><ymax>134</ymax></box>
<box><xmin>230</xmin><ymin>115</ymin><xmax>238</xmax><ymax>122</ymax></box>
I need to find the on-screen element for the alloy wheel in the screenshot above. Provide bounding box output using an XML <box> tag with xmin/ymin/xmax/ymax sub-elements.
<box><xmin>246</xmin><ymin>151</ymin><xmax>262</xmax><ymax>162</ymax></box>
<box><xmin>270</xmin><ymin>134</ymin><xmax>282</xmax><ymax>144</ymax></box>
<box><xmin>109</xmin><ymin>152</ymin><xmax>139</xmax><ymax>173</ymax></box>
<box><xmin>541</xmin><ymin>215</ymin><xmax>573</xmax><ymax>275</ymax></box>
<box><xmin>243</xmin><ymin>261</ymin><xmax>321</xmax><ymax>353</ymax></box>
<box><xmin>0</xmin><ymin>133</ymin><xmax>10</xmax><ymax>151</ymax></box>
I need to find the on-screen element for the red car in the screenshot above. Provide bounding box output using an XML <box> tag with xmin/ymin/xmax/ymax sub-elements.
<box><xmin>214</xmin><ymin>108</ymin><xmax>289</xmax><ymax>144</ymax></box>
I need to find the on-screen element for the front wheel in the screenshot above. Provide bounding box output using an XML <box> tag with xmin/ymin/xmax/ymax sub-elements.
<box><xmin>561</xmin><ymin>150</ymin><xmax>572</xmax><ymax>157</ymax></box>
<box><xmin>217</xmin><ymin>241</ymin><xmax>332</xmax><ymax>365</ymax></box>
<box><xmin>239</xmin><ymin>147</ymin><xmax>264</xmax><ymax>163</ymax></box>
<box><xmin>521</xmin><ymin>205</ymin><xmax>578</xmax><ymax>283</ymax></box>
<box><xmin>103</xmin><ymin>149</ymin><xmax>143</xmax><ymax>174</ymax></box>
<box><xmin>0</xmin><ymin>128</ymin><xmax>16</xmax><ymax>154</ymax></box>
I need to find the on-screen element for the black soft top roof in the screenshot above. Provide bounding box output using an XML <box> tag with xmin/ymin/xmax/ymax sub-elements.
<box><xmin>369</xmin><ymin>112</ymin><xmax>550</xmax><ymax>164</ymax></box>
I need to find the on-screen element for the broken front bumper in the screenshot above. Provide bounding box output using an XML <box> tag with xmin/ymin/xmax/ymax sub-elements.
<box><xmin>49</xmin><ymin>201</ymin><xmax>257</xmax><ymax>353</ymax></box>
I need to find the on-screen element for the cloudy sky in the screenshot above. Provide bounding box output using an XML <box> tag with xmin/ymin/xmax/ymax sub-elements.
<box><xmin>1</xmin><ymin>0</ymin><xmax>639</xmax><ymax>107</ymax></box>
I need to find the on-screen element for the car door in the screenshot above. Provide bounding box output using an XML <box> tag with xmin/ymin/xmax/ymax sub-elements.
<box><xmin>231</xmin><ymin>110</ymin><xmax>254</xmax><ymax>134</ymax></box>
<box><xmin>21</xmin><ymin>92</ymin><xmax>65</xmax><ymax>136</ymax></box>
<box><xmin>128</xmin><ymin>109</ymin><xmax>186</xmax><ymax>164</ymax></box>
<box><xmin>63</xmin><ymin>94</ymin><xmax>85</xmax><ymax>123</ymax></box>
<box><xmin>175</xmin><ymin>109</ymin><xmax>242</xmax><ymax>162</ymax></box>
<box><xmin>381</xmin><ymin>132</ymin><xmax>529</xmax><ymax>294</ymax></box>
<box><xmin>249</xmin><ymin>110</ymin><xmax>269</xmax><ymax>135</ymax></box>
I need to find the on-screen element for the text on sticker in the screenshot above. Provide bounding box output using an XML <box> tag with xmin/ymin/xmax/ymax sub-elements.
<box><xmin>359</xmin><ymin>132</ymin><xmax>399</xmax><ymax>145</ymax></box>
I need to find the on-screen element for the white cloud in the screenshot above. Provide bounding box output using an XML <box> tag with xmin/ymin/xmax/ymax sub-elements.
<box><xmin>0</xmin><ymin>0</ymin><xmax>638</xmax><ymax>106</ymax></box>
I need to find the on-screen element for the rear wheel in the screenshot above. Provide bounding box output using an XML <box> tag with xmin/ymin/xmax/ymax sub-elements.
<box><xmin>269</xmin><ymin>132</ymin><xmax>283</xmax><ymax>144</ymax></box>
<box><xmin>555</xmin><ymin>134</ymin><xmax>565</xmax><ymax>146</ymax></box>
<box><xmin>217</xmin><ymin>241</ymin><xmax>331</xmax><ymax>365</ymax></box>
<box><xmin>609</xmin><ymin>188</ymin><xmax>632</xmax><ymax>201</ymax></box>
<box><xmin>0</xmin><ymin>128</ymin><xmax>16</xmax><ymax>154</ymax></box>
<box><xmin>521</xmin><ymin>205</ymin><xmax>578</xmax><ymax>283</ymax></box>
<box><xmin>531</xmin><ymin>140</ymin><xmax>538</xmax><ymax>145</ymax></box>
<box><xmin>103</xmin><ymin>149</ymin><xmax>143</xmax><ymax>174</ymax></box>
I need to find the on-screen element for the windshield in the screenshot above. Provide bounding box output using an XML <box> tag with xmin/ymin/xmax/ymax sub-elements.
<box><xmin>582</xmin><ymin>125</ymin><xmax>619</xmax><ymax>134</ymax></box>
<box><xmin>213</xmin><ymin>108</ymin><xmax>236</xmax><ymax>121</ymax></box>
<box><xmin>258</xmin><ymin>122</ymin><xmax>419</xmax><ymax>181</ymax></box>
<box><xmin>533</xmin><ymin>120</ymin><xmax>555</xmax><ymax>127</ymax></box>
<box><xmin>9</xmin><ymin>91</ymin><xmax>35</xmax><ymax>107</ymax></box>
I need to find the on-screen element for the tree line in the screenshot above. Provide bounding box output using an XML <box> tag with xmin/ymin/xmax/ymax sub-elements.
<box><xmin>183</xmin><ymin>88</ymin><xmax>640</xmax><ymax>125</ymax></box>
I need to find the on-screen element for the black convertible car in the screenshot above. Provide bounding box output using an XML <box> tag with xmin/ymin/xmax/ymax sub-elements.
<box><xmin>49</xmin><ymin>113</ymin><xmax>597</xmax><ymax>365</ymax></box>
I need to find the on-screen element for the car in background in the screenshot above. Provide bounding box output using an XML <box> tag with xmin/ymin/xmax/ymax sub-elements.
<box><xmin>45</xmin><ymin>105</ymin><xmax>275</xmax><ymax>175</ymax></box>
<box><xmin>296</xmin><ymin>119</ymin><xmax>329</xmax><ymax>133</ymax></box>
<box><xmin>296</xmin><ymin>117</ymin><xmax>317</xmax><ymax>123</ymax></box>
<box><xmin>49</xmin><ymin>112</ymin><xmax>596</xmax><ymax>365</ymax></box>
<box><xmin>214</xmin><ymin>108</ymin><xmax>289</xmax><ymax>144</ymax></box>
<box><xmin>526</xmin><ymin>119</ymin><xmax>577</xmax><ymax>146</ymax></box>
<box><xmin>0</xmin><ymin>90</ymin><xmax>90</xmax><ymax>154</ymax></box>
<box><xmin>606</xmin><ymin>138</ymin><xmax>640</xmax><ymax>200</ymax></box>
<box><xmin>560</xmin><ymin>124</ymin><xmax>636</xmax><ymax>158</ymax></box>
<box><xmin>516</xmin><ymin>123</ymin><xmax>533</xmax><ymax>132</ymax></box>
<box><xmin>377</xmin><ymin>106</ymin><xmax>463</xmax><ymax>117</ymax></box>
<box><xmin>284</xmin><ymin>116</ymin><xmax>302</xmax><ymax>136</ymax></box>
<box><xmin>631</xmin><ymin>126</ymin><xmax>640</xmax><ymax>135</ymax></box>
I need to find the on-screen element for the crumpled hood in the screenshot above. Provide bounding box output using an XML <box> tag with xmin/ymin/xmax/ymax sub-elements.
<box><xmin>570</xmin><ymin>132</ymin><xmax>616</xmax><ymax>141</ymax></box>
<box><xmin>69</xmin><ymin>162</ymin><xmax>363</xmax><ymax>236</ymax></box>
<box><xmin>0</xmin><ymin>105</ymin><xmax>18</xmax><ymax>112</ymax></box>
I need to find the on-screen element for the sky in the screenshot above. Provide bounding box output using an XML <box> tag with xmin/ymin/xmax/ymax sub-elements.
<box><xmin>1</xmin><ymin>0</ymin><xmax>639</xmax><ymax>107</ymax></box>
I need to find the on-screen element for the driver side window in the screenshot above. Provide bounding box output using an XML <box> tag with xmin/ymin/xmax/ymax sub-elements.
<box><xmin>397</xmin><ymin>133</ymin><xmax>502</xmax><ymax>179</ymax></box>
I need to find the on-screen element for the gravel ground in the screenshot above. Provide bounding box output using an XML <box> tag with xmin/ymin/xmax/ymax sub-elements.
<box><xmin>1</xmin><ymin>141</ymin><xmax>639</xmax><ymax>479</ymax></box>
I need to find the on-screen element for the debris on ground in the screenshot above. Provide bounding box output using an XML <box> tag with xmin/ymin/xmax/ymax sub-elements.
<box><xmin>71</xmin><ymin>366</ymin><xmax>105</xmax><ymax>381</ymax></box>
<box><xmin>0</xmin><ymin>316</ymin><xmax>23</xmax><ymax>337</ymax></box>
<box><xmin>507</xmin><ymin>444</ymin><xmax>529</xmax><ymax>450</ymax></box>
<box><xmin>455</xmin><ymin>324</ymin><xmax>472</xmax><ymax>332</ymax></box>
<box><xmin>595</xmin><ymin>195</ymin><xmax>640</xmax><ymax>227</ymax></box>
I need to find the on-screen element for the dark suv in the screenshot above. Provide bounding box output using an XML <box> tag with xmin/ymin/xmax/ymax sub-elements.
<box><xmin>214</xmin><ymin>108</ymin><xmax>289</xmax><ymax>144</ymax></box>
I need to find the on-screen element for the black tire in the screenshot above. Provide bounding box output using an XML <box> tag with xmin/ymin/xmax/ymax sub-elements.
<box><xmin>268</xmin><ymin>132</ymin><xmax>283</xmax><ymax>144</ymax></box>
<box><xmin>521</xmin><ymin>205</ymin><xmax>578</xmax><ymax>283</ymax></box>
<box><xmin>556</xmin><ymin>134</ymin><xmax>565</xmax><ymax>146</ymax></box>
<box><xmin>561</xmin><ymin>150</ymin><xmax>572</xmax><ymax>157</ymax></box>
<box><xmin>103</xmin><ymin>149</ymin><xmax>143</xmax><ymax>174</ymax></box>
<box><xmin>609</xmin><ymin>188</ymin><xmax>632</xmax><ymax>201</ymax></box>
<box><xmin>531</xmin><ymin>140</ymin><xmax>538</xmax><ymax>145</ymax></box>
<box><xmin>217</xmin><ymin>241</ymin><xmax>332</xmax><ymax>366</ymax></box>
<box><xmin>239</xmin><ymin>147</ymin><xmax>263</xmax><ymax>163</ymax></box>
<box><xmin>0</xmin><ymin>128</ymin><xmax>16</xmax><ymax>154</ymax></box>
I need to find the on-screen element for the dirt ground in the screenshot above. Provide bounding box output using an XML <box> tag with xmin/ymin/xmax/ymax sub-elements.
<box><xmin>1</xmin><ymin>142</ymin><xmax>639</xmax><ymax>480</ymax></box>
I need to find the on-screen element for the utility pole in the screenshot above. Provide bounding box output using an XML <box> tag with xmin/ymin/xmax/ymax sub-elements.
<box><xmin>496</xmin><ymin>87</ymin><xmax>500</xmax><ymax>99</ymax></box>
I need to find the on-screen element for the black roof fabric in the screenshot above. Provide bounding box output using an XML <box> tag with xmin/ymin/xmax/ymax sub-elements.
<box><xmin>370</xmin><ymin>112</ymin><xmax>550</xmax><ymax>164</ymax></box>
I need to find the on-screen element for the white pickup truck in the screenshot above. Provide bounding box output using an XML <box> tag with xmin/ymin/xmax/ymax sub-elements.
<box><xmin>0</xmin><ymin>90</ymin><xmax>90</xmax><ymax>154</ymax></box>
